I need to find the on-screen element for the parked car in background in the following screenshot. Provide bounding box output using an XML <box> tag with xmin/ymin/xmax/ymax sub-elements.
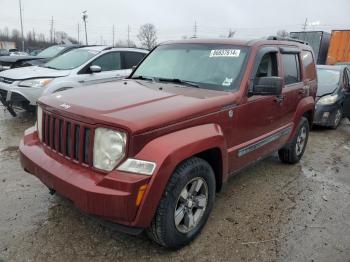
<box><xmin>0</xmin><ymin>49</ymin><xmax>10</xmax><ymax>56</ymax></box>
<box><xmin>0</xmin><ymin>46</ymin><xmax>148</xmax><ymax>115</ymax></box>
<box><xmin>0</xmin><ymin>44</ymin><xmax>81</xmax><ymax>72</ymax></box>
<box><xmin>20</xmin><ymin>37</ymin><xmax>317</xmax><ymax>248</ymax></box>
<box><xmin>314</xmin><ymin>65</ymin><xmax>350</xmax><ymax>128</ymax></box>
<box><xmin>290</xmin><ymin>31</ymin><xmax>330</xmax><ymax>64</ymax></box>
<box><xmin>29</xmin><ymin>49</ymin><xmax>43</xmax><ymax>56</ymax></box>
<box><xmin>336</xmin><ymin>62</ymin><xmax>350</xmax><ymax>70</ymax></box>
<box><xmin>9</xmin><ymin>51</ymin><xmax>29</xmax><ymax>56</ymax></box>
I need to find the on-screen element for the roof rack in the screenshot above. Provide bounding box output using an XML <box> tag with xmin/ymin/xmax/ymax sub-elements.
<box><xmin>266</xmin><ymin>36</ymin><xmax>309</xmax><ymax>45</ymax></box>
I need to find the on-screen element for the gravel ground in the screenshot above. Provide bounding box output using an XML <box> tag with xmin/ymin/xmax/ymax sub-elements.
<box><xmin>0</xmin><ymin>109</ymin><xmax>350</xmax><ymax>262</ymax></box>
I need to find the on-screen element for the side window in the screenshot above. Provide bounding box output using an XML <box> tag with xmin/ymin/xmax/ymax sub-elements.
<box><xmin>91</xmin><ymin>52</ymin><xmax>121</xmax><ymax>71</ymax></box>
<box><xmin>122</xmin><ymin>52</ymin><xmax>146</xmax><ymax>69</ymax></box>
<box><xmin>301</xmin><ymin>51</ymin><xmax>316</xmax><ymax>80</ymax></box>
<box><xmin>254</xmin><ymin>52</ymin><xmax>278</xmax><ymax>79</ymax></box>
<box><xmin>282</xmin><ymin>54</ymin><xmax>301</xmax><ymax>85</ymax></box>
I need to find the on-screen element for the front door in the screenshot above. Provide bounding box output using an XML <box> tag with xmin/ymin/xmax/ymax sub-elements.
<box><xmin>78</xmin><ymin>51</ymin><xmax>127</xmax><ymax>86</ymax></box>
<box><xmin>229</xmin><ymin>47</ymin><xmax>289</xmax><ymax>171</ymax></box>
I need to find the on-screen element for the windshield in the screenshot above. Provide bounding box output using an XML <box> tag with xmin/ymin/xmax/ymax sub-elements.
<box><xmin>317</xmin><ymin>68</ymin><xmax>340</xmax><ymax>86</ymax></box>
<box><xmin>132</xmin><ymin>44</ymin><xmax>249</xmax><ymax>91</ymax></box>
<box><xmin>43</xmin><ymin>49</ymin><xmax>98</xmax><ymax>70</ymax></box>
<box><xmin>37</xmin><ymin>46</ymin><xmax>65</xmax><ymax>58</ymax></box>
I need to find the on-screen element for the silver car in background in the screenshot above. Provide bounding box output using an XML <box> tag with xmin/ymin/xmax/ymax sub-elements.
<box><xmin>0</xmin><ymin>46</ymin><xmax>148</xmax><ymax>115</ymax></box>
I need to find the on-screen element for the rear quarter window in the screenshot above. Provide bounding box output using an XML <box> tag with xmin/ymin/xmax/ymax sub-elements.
<box><xmin>301</xmin><ymin>51</ymin><xmax>316</xmax><ymax>80</ymax></box>
<box><xmin>282</xmin><ymin>53</ymin><xmax>301</xmax><ymax>85</ymax></box>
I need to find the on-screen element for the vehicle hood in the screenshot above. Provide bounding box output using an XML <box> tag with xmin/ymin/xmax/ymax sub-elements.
<box><xmin>0</xmin><ymin>55</ymin><xmax>43</xmax><ymax>63</ymax></box>
<box><xmin>39</xmin><ymin>80</ymin><xmax>236</xmax><ymax>134</ymax></box>
<box><xmin>316</xmin><ymin>84</ymin><xmax>338</xmax><ymax>97</ymax></box>
<box><xmin>0</xmin><ymin>66</ymin><xmax>71</xmax><ymax>80</ymax></box>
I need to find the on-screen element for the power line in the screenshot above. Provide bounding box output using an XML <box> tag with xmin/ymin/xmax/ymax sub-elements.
<box><xmin>127</xmin><ymin>24</ymin><xmax>130</xmax><ymax>47</ymax></box>
<box><xmin>302</xmin><ymin>18</ymin><xmax>308</xmax><ymax>31</ymax></box>
<box><xmin>18</xmin><ymin>0</ymin><xmax>24</xmax><ymax>51</ymax></box>
<box><xmin>49</xmin><ymin>16</ymin><xmax>54</xmax><ymax>43</ymax></box>
<box><xmin>193</xmin><ymin>21</ymin><xmax>197</xmax><ymax>38</ymax></box>
<box><xmin>112</xmin><ymin>24</ymin><xmax>115</xmax><ymax>47</ymax></box>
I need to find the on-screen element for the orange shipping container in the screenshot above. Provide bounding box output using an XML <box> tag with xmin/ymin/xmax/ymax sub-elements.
<box><xmin>326</xmin><ymin>30</ymin><xmax>350</xmax><ymax>64</ymax></box>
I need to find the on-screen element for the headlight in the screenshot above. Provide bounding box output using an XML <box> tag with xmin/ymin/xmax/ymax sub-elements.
<box><xmin>317</xmin><ymin>94</ymin><xmax>338</xmax><ymax>105</ymax></box>
<box><xmin>93</xmin><ymin>128</ymin><xmax>126</xmax><ymax>171</ymax></box>
<box><xmin>37</xmin><ymin>106</ymin><xmax>43</xmax><ymax>141</ymax></box>
<box><xmin>18</xmin><ymin>78</ymin><xmax>53</xmax><ymax>88</ymax></box>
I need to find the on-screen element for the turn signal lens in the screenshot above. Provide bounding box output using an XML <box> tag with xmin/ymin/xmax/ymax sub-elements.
<box><xmin>136</xmin><ymin>184</ymin><xmax>147</xmax><ymax>206</ymax></box>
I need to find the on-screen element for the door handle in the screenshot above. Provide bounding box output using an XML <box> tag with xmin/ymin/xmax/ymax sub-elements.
<box><xmin>274</xmin><ymin>95</ymin><xmax>285</xmax><ymax>103</ymax></box>
<box><xmin>299</xmin><ymin>89</ymin><xmax>306</xmax><ymax>95</ymax></box>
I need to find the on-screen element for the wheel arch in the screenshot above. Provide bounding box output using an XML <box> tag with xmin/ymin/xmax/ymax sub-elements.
<box><xmin>130</xmin><ymin>124</ymin><xmax>228</xmax><ymax>228</ymax></box>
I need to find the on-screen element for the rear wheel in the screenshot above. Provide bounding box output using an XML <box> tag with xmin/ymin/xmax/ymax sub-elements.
<box><xmin>278</xmin><ymin>117</ymin><xmax>309</xmax><ymax>164</ymax></box>
<box><xmin>146</xmin><ymin>157</ymin><xmax>215</xmax><ymax>249</ymax></box>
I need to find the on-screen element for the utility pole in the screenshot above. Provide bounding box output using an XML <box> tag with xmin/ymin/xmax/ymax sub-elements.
<box><xmin>112</xmin><ymin>24</ymin><xmax>115</xmax><ymax>47</ymax></box>
<box><xmin>302</xmin><ymin>18</ymin><xmax>308</xmax><ymax>31</ymax></box>
<box><xmin>193</xmin><ymin>21</ymin><xmax>198</xmax><ymax>38</ymax></box>
<box><xmin>18</xmin><ymin>0</ymin><xmax>25</xmax><ymax>51</ymax></box>
<box><xmin>127</xmin><ymin>25</ymin><xmax>130</xmax><ymax>47</ymax></box>
<box><xmin>82</xmin><ymin>11</ymin><xmax>88</xmax><ymax>45</ymax></box>
<box><xmin>50</xmin><ymin>16</ymin><xmax>54</xmax><ymax>43</ymax></box>
<box><xmin>77</xmin><ymin>23</ymin><xmax>80</xmax><ymax>44</ymax></box>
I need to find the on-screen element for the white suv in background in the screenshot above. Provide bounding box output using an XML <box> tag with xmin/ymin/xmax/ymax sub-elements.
<box><xmin>0</xmin><ymin>46</ymin><xmax>148</xmax><ymax>115</ymax></box>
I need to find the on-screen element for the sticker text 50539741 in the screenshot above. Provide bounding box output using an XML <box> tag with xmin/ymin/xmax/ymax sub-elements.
<box><xmin>209</xmin><ymin>49</ymin><xmax>241</xmax><ymax>58</ymax></box>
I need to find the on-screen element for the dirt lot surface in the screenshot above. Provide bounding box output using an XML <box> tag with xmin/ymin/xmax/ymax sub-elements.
<box><xmin>1</xmin><ymin>109</ymin><xmax>350</xmax><ymax>262</ymax></box>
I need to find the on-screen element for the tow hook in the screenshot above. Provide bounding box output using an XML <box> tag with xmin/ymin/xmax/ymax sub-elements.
<box><xmin>48</xmin><ymin>188</ymin><xmax>56</xmax><ymax>195</ymax></box>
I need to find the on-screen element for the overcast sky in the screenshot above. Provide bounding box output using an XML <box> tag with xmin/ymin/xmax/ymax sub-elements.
<box><xmin>0</xmin><ymin>0</ymin><xmax>349</xmax><ymax>45</ymax></box>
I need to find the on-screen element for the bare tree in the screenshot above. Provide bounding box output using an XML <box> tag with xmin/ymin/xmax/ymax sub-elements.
<box><xmin>277</xmin><ymin>30</ymin><xmax>289</xmax><ymax>38</ymax></box>
<box><xmin>137</xmin><ymin>23</ymin><xmax>157</xmax><ymax>50</ymax></box>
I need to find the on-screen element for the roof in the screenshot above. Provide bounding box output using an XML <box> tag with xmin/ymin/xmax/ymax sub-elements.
<box><xmin>159</xmin><ymin>38</ymin><xmax>312</xmax><ymax>49</ymax></box>
<box><xmin>78</xmin><ymin>45</ymin><xmax>149</xmax><ymax>53</ymax></box>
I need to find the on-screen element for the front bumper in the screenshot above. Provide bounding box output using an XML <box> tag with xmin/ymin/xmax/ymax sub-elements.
<box><xmin>0</xmin><ymin>82</ymin><xmax>44</xmax><ymax>106</ymax></box>
<box><xmin>20</xmin><ymin>127</ymin><xmax>151</xmax><ymax>228</ymax></box>
<box><xmin>313</xmin><ymin>103</ymin><xmax>340</xmax><ymax>126</ymax></box>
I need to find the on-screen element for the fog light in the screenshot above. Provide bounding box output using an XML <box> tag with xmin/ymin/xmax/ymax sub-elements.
<box><xmin>117</xmin><ymin>158</ymin><xmax>156</xmax><ymax>176</ymax></box>
<box><xmin>322</xmin><ymin>112</ymin><xmax>330</xmax><ymax>118</ymax></box>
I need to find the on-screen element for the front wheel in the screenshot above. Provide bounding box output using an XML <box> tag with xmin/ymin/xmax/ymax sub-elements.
<box><xmin>331</xmin><ymin>107</ymin><xmax>342</xmax><ymax>129</ymax></box>
<box><xmin>278</xmin><ymin>117</ymin><xmax>309</xmax><ymax>164</ymax></box>
<box><xmin>146</xmin><ymin>157</ymin><xmax>215</xmax><ymax>249</ymax></box>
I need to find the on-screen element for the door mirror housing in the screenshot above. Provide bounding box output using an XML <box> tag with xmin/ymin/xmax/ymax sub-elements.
<box><xmin>251</xmin><ymin>77</ymin><xmax>283</xmax><ymax>96</ymax></box>
<box><xmin>90</xmin><ymin>65</ymin><xmax>102</xmax><ymax>73</ymax></box>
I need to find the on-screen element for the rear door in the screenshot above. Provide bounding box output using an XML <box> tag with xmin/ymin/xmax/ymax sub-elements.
<box><xmin>279</xmin><ymin>47</ymin><xmax>306</xmax><ymax>125</ymax></box>
<box><xmin>343</xmin><ymin>68</ymin><xmax>350</xmax><ymax>119</ymax></box>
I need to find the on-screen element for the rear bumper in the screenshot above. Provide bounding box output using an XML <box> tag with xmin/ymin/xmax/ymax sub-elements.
<box><xmin>313</xmin><ymin>103</ymin><xmax>340</xmax><ymax>126</ymax></box>
<box><xmin>20</xmin><ymin>127</ymin><xmax>151</xmax><ymax>228</ymax></box>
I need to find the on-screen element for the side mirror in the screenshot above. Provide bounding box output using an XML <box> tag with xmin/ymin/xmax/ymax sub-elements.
<box><xmin>251</xmin><ymin>77</ymin><xmax>283</xmax><ymax>96</ymax></box>
<box><xmin>90</xmin><ymin>65</ymin><xmax>102</xmax><ymax>73</ymax></box>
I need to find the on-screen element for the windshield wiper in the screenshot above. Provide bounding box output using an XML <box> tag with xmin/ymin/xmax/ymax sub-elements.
<box><xmin>131</xmin><ymin>75</ymin><xmax>155</xmax><ymax>82</ymax></box>
<box><xmin>157</xmin><ymin>78</ymin><xmax>200</xmax><ymax>88</ymax></box>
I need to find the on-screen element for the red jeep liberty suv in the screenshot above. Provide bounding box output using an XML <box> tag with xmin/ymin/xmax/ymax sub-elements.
<box><xmin>20</xmin><ymin>37</ymin><xmax>317</xmax><ymax>248</ymax></box>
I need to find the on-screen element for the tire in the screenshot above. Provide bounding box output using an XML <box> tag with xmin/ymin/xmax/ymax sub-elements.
<box><xmin>146</xmin><ymin>157</ymin><xmax>216</xmax><ymax>249</ymax></box>
<box><xmin>278</xmin><ymin>117</ymin><xmax>309</xmax><ymax>164</ymax></box>
<box><xmin>331</xmin><ymin>107</ymin><xmax>342</xmax><ymax>129</ymax></box>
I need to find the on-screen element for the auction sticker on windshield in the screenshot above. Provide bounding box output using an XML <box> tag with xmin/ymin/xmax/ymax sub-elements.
<box><xmin>209</xmin><ymin>49</ymin><xmax>241</xmax><ymax>57</ymax></box>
